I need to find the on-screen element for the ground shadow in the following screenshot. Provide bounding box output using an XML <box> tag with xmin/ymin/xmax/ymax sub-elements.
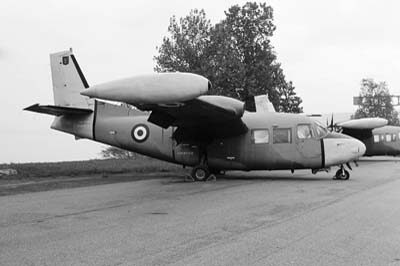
<box><xmin>166</xmin><ymin>171</ymin><xmax>337</xmax><ymax>183</ymax></box>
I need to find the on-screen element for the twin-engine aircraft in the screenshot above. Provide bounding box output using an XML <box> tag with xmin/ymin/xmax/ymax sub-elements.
<box><xmin>25</xmin><ymin>49</ymin><xmax>366</xmax><ymax>181</ymax></box>
<box><xmin>328</xmin><ymin>117</ymin><xmax>400</xmax><ymax>156</ymax></box>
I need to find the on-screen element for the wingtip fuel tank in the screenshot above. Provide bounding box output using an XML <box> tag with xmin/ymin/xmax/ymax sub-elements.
<box><xmin>81</xmin><ymin>72</ymin><xmax>211</xmax><ymax>105</ymax></box>
<box><xmin>336</xmin><ymin>117</ymin><xmax>388</xmax><ymax>129</ymax></box>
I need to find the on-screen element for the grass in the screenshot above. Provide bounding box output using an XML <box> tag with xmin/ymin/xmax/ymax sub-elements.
<box><xmin>0</xmin><ymin>157</ymin><xmax>183</xmax><ymax>179</ymax></box>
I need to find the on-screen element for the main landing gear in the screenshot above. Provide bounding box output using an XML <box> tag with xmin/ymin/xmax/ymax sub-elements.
<box><xmin>191</xmin><ymin>165</ymin><xmax>210</xmax><ymax>181</ymax></box>
<box><xmin>186</xmin><ymin>144</ymin><xmax>223</xmax><ymax>182</ymax></box>
<box><xmin>190</xmin><ymin>166</ymin><xmax>223</xmax><ymax>182</ymax></box>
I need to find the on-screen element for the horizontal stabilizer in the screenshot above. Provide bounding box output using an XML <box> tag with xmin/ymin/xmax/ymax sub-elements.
<box><xmin>24</xmin><ymin>104</ymin><xmax>93</xmax><ymax>116</ymax></box>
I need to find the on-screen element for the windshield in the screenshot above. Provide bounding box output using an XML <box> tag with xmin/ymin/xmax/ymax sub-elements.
<box><xmin>311</xmin><ymin>120</ymin><xmax>328</xmax><ymax>139</ymax></box>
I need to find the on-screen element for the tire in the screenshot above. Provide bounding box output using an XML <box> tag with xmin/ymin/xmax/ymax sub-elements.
<box><xmin>191</xmin><ymin>166</ymin><xmax>210</xmax><ymax>181</ymax></box>
<box><xmin>335</xmin><ymin>169</ymin><xmax>350</xmax><ymax>180</ymax></box>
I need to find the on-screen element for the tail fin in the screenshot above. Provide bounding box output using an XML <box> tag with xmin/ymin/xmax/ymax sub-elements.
<box><xmin>50</xmin><ymin>48</ymin><xmax>93</xmax><ymax>109</ymax></box>
<box><xmin>254</xmin><ymin>94</ymin><xmax>276</xmax><ymax>113</ymax></box>
<box><xmin>24</xmin><ymin>49</ymin><xmax>95</xmax><ymax>140</ymax></box>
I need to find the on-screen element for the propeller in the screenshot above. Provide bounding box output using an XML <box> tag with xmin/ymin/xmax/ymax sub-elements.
<box><xmin>327</xmin><ymin>114</ymin><xmax>335</xmax><ymax>132</ymax></box>
<box><xmin>326</xmin><ymin>113</ymin><xmax>344</xmax><ymax>133</ymax></box>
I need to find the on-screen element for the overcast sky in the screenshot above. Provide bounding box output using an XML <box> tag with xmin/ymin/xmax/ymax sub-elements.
<box><xmin>1</xmin><ymin>0</ymin><xmax>399</xmax><ymax>163</ymax></box>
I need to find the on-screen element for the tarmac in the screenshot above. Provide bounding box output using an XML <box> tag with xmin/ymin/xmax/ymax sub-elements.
<box><xmin>1</xmin><ymin>157</ymin><xmax>400</xmax><ymax>266</ymax></box>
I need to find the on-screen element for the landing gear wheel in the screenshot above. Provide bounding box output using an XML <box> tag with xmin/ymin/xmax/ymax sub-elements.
<box><xmin>191</xmin><ymin>166</ymin><xmax>210</xmax><ymax>182</ymax></box>
<box><xmin>335</xmin><ymin>169</ymin><xmax>350</xmax><ymax>180</ymax></box>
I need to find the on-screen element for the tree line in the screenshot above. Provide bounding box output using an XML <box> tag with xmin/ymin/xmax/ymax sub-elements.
<box><xmin>353</xmin><ymin>78</ymin><xmax>399</xmax><ymax>125</ymax></box>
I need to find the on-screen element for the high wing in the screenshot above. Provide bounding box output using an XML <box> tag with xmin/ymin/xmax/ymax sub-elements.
<box><xmin>140</xmin><ymin>95</ymin><xmax>248</xmax><ymax>142</ymax></box>
<box><xmin>79</xmin><ymin>72</ymin><xmax>248</xmax><ymax>142</ymax></box>
<box><xmin>336</xmin><ymin>118</ymin><xmax>388</xmax><ymax>139</ymax></box>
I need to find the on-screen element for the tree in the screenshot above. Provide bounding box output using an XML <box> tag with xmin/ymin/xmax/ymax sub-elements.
<box><xmin>278</xmin><ymin>81</ymin><xmax>303</xmax><ymax>113</ymax></box>
<box><xmin>154</xmin><ymin>9</ymin><xmax>213</xmax><ymax>76</ymax></box>
<box><xmin>154</xmin><ymin>2</ymin><xmax>302</xmax><ymax>112</ymax></box>
<box><xmin>353</xmin><ymin>78</ymin><xmax>399</xmax><ymax>125</ymax></box>
<box><xmin>100</xmin><ymin>146</ymin><xmax>136</xmax><ymax>159</ymax></box>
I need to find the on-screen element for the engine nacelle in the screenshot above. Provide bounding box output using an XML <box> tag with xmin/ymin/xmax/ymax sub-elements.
<box><xmin>81</xmin><ymin>73</ymin><xmax>211</xmax><ymax>105</ymax></box>
<box><xmin>197</xmin><ymin>95</ymin><xmax>245</xmax><ymax>117</ymax></box>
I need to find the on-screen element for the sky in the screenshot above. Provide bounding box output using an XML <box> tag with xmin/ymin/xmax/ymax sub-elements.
<box><xmin>1</xmin><ymin>0</ymin><xmax>399</xmax><ymax>163</ymax></box>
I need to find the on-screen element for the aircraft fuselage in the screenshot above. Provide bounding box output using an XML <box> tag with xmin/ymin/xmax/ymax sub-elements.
<box><xmin>362</xmin><ymin>126</ymin><xmax>400</xmax><ymax>156</ymax></box>
<box><xmin>52</xmin><ymin>101</ymin><xmax>364</xmax><ymax>172</ymax></box>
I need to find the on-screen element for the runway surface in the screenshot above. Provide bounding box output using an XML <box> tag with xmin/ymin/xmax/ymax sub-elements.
<box><xmin>1</xmin><ymin>158</ymin><xmax>400</xmax><ymax>266</ymax></box>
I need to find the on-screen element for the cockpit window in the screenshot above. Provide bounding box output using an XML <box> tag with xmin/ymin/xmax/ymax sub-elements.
<box><xmin>297</xmin><ymin>124</ymin><xmax>312</xmax><ymax>139</ymax></box>
<box><xmin>310</xmin><ymin>120</ymin><xmax>328</xmax><ymax>139</ymax></box>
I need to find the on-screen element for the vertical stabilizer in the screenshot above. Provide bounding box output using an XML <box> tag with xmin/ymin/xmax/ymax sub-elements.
<box><xmin>254</xmin><ymin>94</ymin><xmax>276</xmax><ymax>113</ymax></box>
<box><xmin>50</xmin><ymin>49</ymin><xmax>93</xmax><ymax>109</ymax></box>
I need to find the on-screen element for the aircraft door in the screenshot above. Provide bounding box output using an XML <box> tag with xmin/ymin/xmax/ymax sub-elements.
<box><xmin>207</xmin><ymin>137</ymin><xmax>245</xmax><ymax>170</ymax></box>
<box><xmin>248</xmin><ymin>128</ymin><xmax>271</xmax><ymax>168</ymax></box>
<box><xmin>296</xmin><ymin>124</ymin><xmax>321</xmax><ymax>159</ymax></box>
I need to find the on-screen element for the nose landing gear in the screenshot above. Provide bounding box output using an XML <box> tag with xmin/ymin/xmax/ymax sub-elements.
<box><xmin>334</xmin><ymin>165</ymin><xmax>350</xmax><ymax>180</ymax></box>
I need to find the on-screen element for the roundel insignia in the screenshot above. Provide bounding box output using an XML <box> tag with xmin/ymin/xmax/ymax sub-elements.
<box><xmin>131</xmin><ymin>124</ymin><xmax>149</xmax><ymax>143</ymax></box>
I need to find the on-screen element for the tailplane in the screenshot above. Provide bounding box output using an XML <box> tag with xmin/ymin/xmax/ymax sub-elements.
<box><xmin>24</xmin><ymin>104</ymin><xmax>93</xmax><ymax>116</ymax></box>
<box><xmin>25</xmin><ymin>48</ymin><xmax>94</xmax><ymax>116</ymax></box>
<box><xmin>24</xmin><ymin>49</ymin><xmax>95</xmax><ymax>140</ymax></box>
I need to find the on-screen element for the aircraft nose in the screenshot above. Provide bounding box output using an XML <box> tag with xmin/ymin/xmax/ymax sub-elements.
<box><xmin>323</xmin><ymin>135</ymin><xmax>366</xmax><ymax>167</ymax></box>
<box><xmin>351</xmin><ymin>138</ymin><xmax>366</xmax><ymax>158</ymax></box>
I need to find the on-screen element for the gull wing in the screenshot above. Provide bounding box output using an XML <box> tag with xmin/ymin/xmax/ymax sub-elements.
<box><xmin>138</xmin><ymin>95</ymin><xmax>248</xmax><ymax>142</ymax></box>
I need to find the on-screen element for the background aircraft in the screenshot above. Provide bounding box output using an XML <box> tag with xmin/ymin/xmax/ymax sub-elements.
<box><xmin>327</xmin><ymin>116</ymin><xmax>400</xmax><ymax>156</ymax></box>
<box><xmin>255</xmin><ymin>95</ymin><xmax>400</xmax><ymax>157</ymax></box>
<box><xmin>25</xmin><ymin>49</ymin><xmax>366</xmax><ymax>181</ymax></box>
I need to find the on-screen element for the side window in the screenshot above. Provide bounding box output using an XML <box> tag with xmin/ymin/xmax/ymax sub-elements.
<box><xmin>297</xmin><ymin>124</ymin><xmax>312</xmax><ymax>139</ymax></box>
<box><xmin>252</xmin><ymin>129</ymin><xmax>269</xmax><ymax>144</ymax></box>
<box><xmin>392</xmin><ymin>134</ymin><xmax>397</xmax><ymax>142</ymax></box>
<box><xmin>273</xmin><ymin>128</ymin><xmax>292</xmax><ymax>144</ymax></box>
<box><xmin>373</xmin><ymin>135</ymin><xmax>380</xmax><ymax>143</ymax></box>
<box><xmin>386</xmin><ymin>134</ymin><xmax>392</xmax><ymax>142</ymax></box>
<box><xmin>380</xmin><ymin>134</ymin><xmax>385</xmax><ymax>142</ymax></box>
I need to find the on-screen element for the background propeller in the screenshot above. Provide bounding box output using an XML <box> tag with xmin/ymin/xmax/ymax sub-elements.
<box><xmin>326</xmin><ymin>114</ymin><xmax>342</xmax><ymax>133</ymax></box>
<box><xmin>326</xmin><ymin>114</ymin><xmax>334</xmax><ymax>132</ymax></box>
